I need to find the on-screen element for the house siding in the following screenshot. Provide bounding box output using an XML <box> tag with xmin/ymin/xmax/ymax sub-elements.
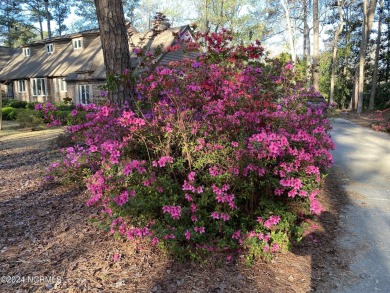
<box><xmin>67</xmin><ymin>82</ymin><xmax>106</xmax><ymax>105</ymax></box>
<box><xmin>83</xmin><ymin>35</ymin><xmax>97</xmax><ymax>49</ymax></box>
<box><xmin>0</xmin><ymin>25</ymin><xmax>195</xmax><ymax>105</ymax></box>
<box><xmin>1</xmin><ymin>83</ymin><xmax>13</xmax><ymax>100</ymax></box>
<box><xmin>13</xmin><ymin>80</ymin><xmax>29</xmax><ymax>102</ymax></box>
<box><xmin>30</xmin><ymin>45</ymin><xmax>43</xmax><ymax>56</ymax></box>
<box><xmin>51</xmin><ymin>77</ymin><xmax>69</xmax><ymax>104</ymax></box>
<box><xmin>54</xmin><ymin>41</ymin><xmax>69</xmax><ymax>52</ymax></box>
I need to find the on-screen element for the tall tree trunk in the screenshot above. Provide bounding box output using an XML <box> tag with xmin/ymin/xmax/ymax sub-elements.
<box><xmin>6</xmin><ymin>0</ymin><xmax>12</xmax><ymax>47</ymax></box>
<box><xmin>385</xmin><ymin>0</ymin><xmax>390</xmax><ymax>83</ymax></box>
<box><xmin>44</xmin><ymin>0</ymin><xmax>52</xmax><ymax>39</ymax></box>
<box><xmin>94</xmin><ymin>0</ymin><xmax>132</xmax><ymax>107</ymax></box>
<box><xmin>354</xmin><ymin>0</ymin><xmax>377</xmax><ymax>113</ymax></box>
<box><xmin>0</xmin><ymin>90</ymin><xmax>2</xmax><ymax>131</ymax></box>
<box><xmin>350</xmin><ymin>64</ymin><xmax>359</xmax><ymax>110</ymax></box>
<box><xmin>343</xmin><ymin>6</ymin><xmax>352</xmax><ymax>110</ymax></box>
<box><xmin>329</xmin><ymin>0</ymin><xmax>344</xmax><ymax>105</ymax></box>
<box><xmin>303</xmin><ymin>0</ymin><xmax>310</xmax><ymax>83</ymax></box>
<box><xmin>214</xmin><ymin>0</ymin><xmax>224</xmax><ymax>33</ymax></box>
<box><xmin>303</xmin><ymin>0</ymin><xmax>311</xmax><ymax>86</ymax></box>
<box><xmin>281</xmin><ymin>0</ymin><xmax>297</xmax><ymax>65</ymax></box>
<box><xmin>38</xmin><ymin>12</ymin><xmax>44</xmax><ymax>40</ymax></box>
<box><xmin>369</xmin><ymin>0</ymin><xmax>383</xmax><ymax>110</ymax></box>
<box><xmin>205</xmin><ymin>0</ymin><xmax>209</xmax><ymax>32</ymax></box>
<box><xmin>306</xmin><ymin>24</ymin><xmax>311</xmax><ymax>88</ymax></box>
<box><xmin>303</xmin><ymin>0</ymin><xmax>308</xmax><ymax>60</ymax></box>
<box><xmin>313</xmin><ymin>0</ymin><xmax>320</xmax><ymax>91</ymax></box>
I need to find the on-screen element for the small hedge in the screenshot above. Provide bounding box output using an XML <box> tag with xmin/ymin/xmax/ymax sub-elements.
<box><xmin>26</xmin><ymin>102</ymin><xmax>40</xmax><ymax>110</ymax></box>
<box><xmin>8</xmin><ymin>108</ymin><xmax>24</xmax><ymax>120</ymax></box>
<box><xmin>8</xmin><ymin>100</ymin><xmax>28</xmax><ymax>109</ymax></box>
<box><xmin>56</xmin><ymin>104</ymin><xmax>76</xmax><ymax>111</ymax></box>
<box><xmin>2</xmin><ymin>107</ymin><xmax>15</xmax><ymax>120</ymax></box>
<box><xmin>2</xmin><ymin>99</ymin><xmax>12</xmax><ymax>107</ymax></box>
<box><xmin>15</xmin><ymin>109</ymin><xmax>44</xmax><ymax>129</ymax></box>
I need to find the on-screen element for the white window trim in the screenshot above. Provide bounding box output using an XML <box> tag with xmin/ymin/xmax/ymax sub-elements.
<box><xmin>31</xmin><ymin>78</ymin><xmax>47</xmax><ymax>96</ymax></box>
<box><xmin>59</xmin><ymin>78</ymin><xmax>67</xmax><ymax>92</ymax></box>
<box><xmin>46</xmin><ymin>43</ymin><xmax>54</xmax><ymax>54</ymax></box>
<box><xmin>79</xmin><ymin>84</ymin><xmax>92</xmax><ymax>105</ymax></box>
<box><xmin>23</xmin><ymin>48</ymin><xmax>30</xmax><ymax>57</ymax></box>
<box><xmin>73</xmin><ymin>38</ymin><xmax>83</xmax><ymax>50</ymax></box>
<box><xmin>18</xmin><ymin>80</ymin><xmax>26</xmax><ymax>93</ymax></box>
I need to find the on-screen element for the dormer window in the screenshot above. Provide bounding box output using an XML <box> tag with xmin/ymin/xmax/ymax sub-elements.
<box><xmin>46</xmin><ymin>43</ymin><xmax>54</xmax><ymax>54</ymax></box>
<box><xmin>23</xmin><ymin>48</ymin><xmax>30</xmax><ymax>57</ymax></box>
<box><xmin>73</xmin><ymin>38</ymin><xmax>83</xmax><ymax>50</ymax></box>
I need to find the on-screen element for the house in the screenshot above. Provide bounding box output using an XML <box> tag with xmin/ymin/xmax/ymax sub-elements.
<box><xmin>0</xmin><ymin>23</ymin><xmax>197</xmax><ymax>105</ymax></box>
<box><xmin>0</xmin><ymin>46</ymin><xmax>18</xmax><ymax>99</ymax></box>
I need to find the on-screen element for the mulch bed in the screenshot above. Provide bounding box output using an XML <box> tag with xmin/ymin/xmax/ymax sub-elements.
<box><xmin>337</xmin><ymin>109</ymin><xmax>390</xmax><ymax>131</ymax></box>
<box><xmin>0</xmin><ymin>124</ymin><xmax>347</xmax><ymax>292</ymax></box>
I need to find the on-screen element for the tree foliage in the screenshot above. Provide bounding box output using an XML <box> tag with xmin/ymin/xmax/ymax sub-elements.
<box><xmin>0</xmin><ymin>0</ymin><xmax>36</xmax><ymax>47</ymax></box>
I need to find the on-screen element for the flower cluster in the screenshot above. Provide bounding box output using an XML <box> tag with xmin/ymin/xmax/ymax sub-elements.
<box><xmin>39</xmin><ymin>29</ymin><xmax>334</xmax><ymax>261</ymax></box>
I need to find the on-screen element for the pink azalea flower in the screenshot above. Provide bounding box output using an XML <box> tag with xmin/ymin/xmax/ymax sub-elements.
<box><xmin>113</xmin><ymin>253</ymin><xmax>120</xmax><ymax>262</ymax></box>
<box><xmin>285</xmin><ymin>63</ymin><xmax>294</xmax><ymax>70</ymax></box>
<box><xmin>211</xmin><ymin>212</ymin><xmax>220</xmax><ymax>219</ymax></box>
<box><xmin>188</xmin><ymin>171</ymin><xmax>196</xmax><ymax>181</ymax></box>
<box><xmin>232</xmin><ymin>230</ymin><xmax>241</xmax><ymax>240</ymax></box>
<box><xmin>263</xmin><ymin>215</ymin><xmax>281</xmax><ymax>229</ymax></box>
<box><xmin>271</xmin><ymin>243</ymin><xmax>280</xmax><ymax>253</ymax></box>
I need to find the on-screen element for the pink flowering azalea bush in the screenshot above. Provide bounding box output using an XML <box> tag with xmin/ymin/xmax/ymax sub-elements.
<box><xmin>38</xmin><ymin>30</ymin><xmax>334</xmax><ymax>262</ymax></box>
<box><xmin>369</xmin><ymin>108</ymin><xmax>390</xmax><ymax>133</ymax></box>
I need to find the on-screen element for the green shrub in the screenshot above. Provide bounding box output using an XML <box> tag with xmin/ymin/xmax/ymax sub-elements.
<box><xmin>56</xmin><ymin>110</ymin><xmax>71</xmax><ymax>123</ymax></box>
<box><xmin>63</xmin><ymin>97</ymin><xmax>73</xmax><ymax>104</ymax></box>
<box><xmin>26</xmin><ymin>102</ymin><xmax>40</xmax><ymax>110</ymax></box>
<box><xmin>2</xmin><ymin>107</ymin><xmax>15</xmax><ymax>120</ymax></box>
<box><xmin>56</xmin><ymin>104</ymin><xmax>75</xmax><ymax>111</ymax></box>
<box><xmin>8</xmin><ymin>108</ymin><xmax>23</xmax><ymax>120</ymax></box>
<box><xmin>2</xmin><ymin>99</ymin><xmax>12</xmax><ymax>107</ymax></box>
<box><xmin>9</xmin><ymin>100</ymin><xmax>28</xmax><ymax>108</ymax></box>
<box><xmin>15</xmin><ymin>109</ymin><xmax>44</xmax><ymax>129</ymax></box>
<box><xmin>66</xmin><ymin>109</ymin><xmax>86</xmax><ymax>126</ymax></box>
<box><xmin>41</xmin><ymin>30</ymin><xmax>334</xmax><ymax>262</ymax></box>
<box><xmin>375</xmin><ymin>83</ymin><xmax>390</xmax><ymax>110</ymax></box>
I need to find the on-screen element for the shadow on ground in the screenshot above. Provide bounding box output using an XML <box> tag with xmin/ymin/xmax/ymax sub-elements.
<box><xmin>0</xmin><ymin>127</ymin><xmax>349</xmax><ymax>292</ymax></box>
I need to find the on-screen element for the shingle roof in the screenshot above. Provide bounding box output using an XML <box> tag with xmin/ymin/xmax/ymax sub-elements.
<box><xmin>129</xmin><ymin>25</ymin><xmax>195</xmax><ymax>68</ymax></box>
<box><xmin>65</xmin><ymin>36</ymin><xmax>105</xmax><ymax>81</ymax></box>
<box><xmin>66</xmin><ymin>25</ymin><xmax>200</xmax><ymax>81</ymax></box>
<box><xmin>0</xmin><ymin>25</ymin><xmax>200</xmax><ymax>83</ymax></box>
<box><xmin>0</xmin><ymin>33</ymin><xmax>101</xmax><ymax>82</ymax></box>
<box><xmin>0</xmin><ymin>46</ymin><xmax>18</xmax><ymax>72</ymax></box>
<box><xmin>24</xmin><ymin>30</ymin><xmax>100</xmax><ymax>46</ymax></box>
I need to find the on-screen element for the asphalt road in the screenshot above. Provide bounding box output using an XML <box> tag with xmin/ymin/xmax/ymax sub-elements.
<box><xmin>330</xmin><ymin>118</ymin><xmax>390</xmax><ymax>292</ymax></box>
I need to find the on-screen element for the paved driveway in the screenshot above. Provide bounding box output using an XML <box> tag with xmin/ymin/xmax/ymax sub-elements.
<box><xmin>330</xmin><ymin>118</ymin><xmax>390</xmax><ymax>292</ymax></box>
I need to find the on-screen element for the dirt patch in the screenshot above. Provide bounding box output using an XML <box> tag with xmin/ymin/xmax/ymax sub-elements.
<box><xmin>0</xmin><ymin>126</ymin><xmax>346</xmax><ymax>292</ymax></box>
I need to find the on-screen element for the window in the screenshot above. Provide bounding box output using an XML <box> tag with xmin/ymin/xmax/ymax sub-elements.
<box><xmin>73</xmin><ymin>38</ymin><xmax>83</xmax><ymax>49</ymax></box>
<box><xmin>6</xmin><ymin>83</ymin><xmax>14</xmax><ymax>99</ymax></box>
<box><xmin>31</xmin><ymin>78</ymin><xmax>46</xmax><ymax>96</ymax></box>
<box><xmin>46</xmin><ymin>43</ymin><xmax>54</xmax><ymax>54</ymax></box>
<box><xmin>79</xmin><ymin>84</ymin><xmax>92</xmax><ymax>105</ymax></box>
<box><xmin>18</xmin><ymin>80</ymin><xmax>26</xmax><ymax>93</ymax></box>
<box><xmin>59</xmin><ymin>78</ymin><xmax>67</xmax><ymax>92</ymax></box>
<box><xmin>23</xmin><ymin>48</ymin><xmax>30</xmax><ymax>57</ymax></box>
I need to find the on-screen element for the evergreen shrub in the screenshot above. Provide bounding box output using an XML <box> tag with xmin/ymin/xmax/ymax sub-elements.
<box><xmin>37</xmin><ymin>30</ymin><xmax>334</xmax><ymax>262</ymax></box>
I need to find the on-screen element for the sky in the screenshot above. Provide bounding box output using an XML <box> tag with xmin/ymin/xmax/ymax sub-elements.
<box><xmin>44</xmin><ymin>1</ymin><xmax>329</xmax><ymax>59</ymax></box>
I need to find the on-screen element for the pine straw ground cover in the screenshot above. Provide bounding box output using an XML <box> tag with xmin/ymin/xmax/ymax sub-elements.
<box><xmin>0</xmin><ymin>122</ymin><xmax>348</xmax><ymax>293</ymax></box>
<box><xmin>336</xmin><ymin>109</ymin><xmax>390</xmax><ymax>132</ymax></box>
